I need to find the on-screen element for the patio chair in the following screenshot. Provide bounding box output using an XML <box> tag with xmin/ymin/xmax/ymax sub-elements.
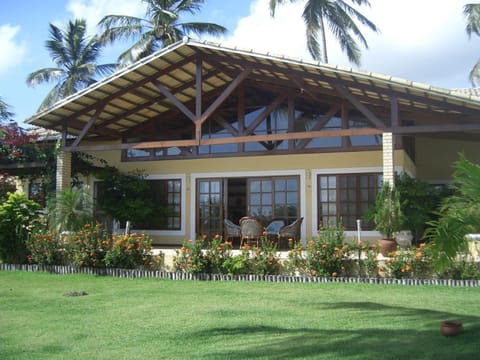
<box><xmin>224</xmin><ymin>218</ymin><xmax>241</xmax><ymax>242</ymax></box>
<box><xmin>265</xmin><ymin>219</ymin><xmax>285</xmax><ymax>243</ymax></box>
<box><xmin>278</xmin><ymin>217</ymin><xmax>303</xmax><ymax>248</ymax></box>
<box><xmin>239</xmin><ymin>216</ymin><xmax>264</xmax><ymax>248</ymax></box>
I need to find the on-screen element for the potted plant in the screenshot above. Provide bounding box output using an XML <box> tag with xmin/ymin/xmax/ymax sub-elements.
<box><xmin>367</xmin><ymin>182</ymin><xmax>404</xmax><ymax>256</ymax></box>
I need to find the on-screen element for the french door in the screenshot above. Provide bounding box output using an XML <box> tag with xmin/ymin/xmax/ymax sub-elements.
<box><xmin>197</xmin><ymin>179</ymin><xmax>223</xmax><ymax>239</ymax></box>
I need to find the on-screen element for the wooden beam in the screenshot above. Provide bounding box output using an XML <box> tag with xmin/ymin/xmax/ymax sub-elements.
<box><xmin>202</xmin><ymin>128</ymin><xmax>384</xmax><ymax>145</ymax></box>
<box><xmin>296</xmin><ymin>105</ymin><xmax>341</xmax><ymax>149</ymax></box>
<box><xmin>333</xmin><ymin>83</ymin><xmax>386</xmax><ymax>129</ymax></box>
<box><xmin>196</xmin><ymin>55</ymin><xmax>202</xmax><ymax>118</ymax></box>
<box><xmin>70</xmin><ymin>104</ymin><xmax>105</xmax><ymax>149</ymax></box>
<box><xmin>154</xmin><ymin>81</ymin><xmax>196</xmax><ymax>122</ymax></box>
<box><xmin>196</xmin><ymin>67</ymin><xmax>252</xmax><ymax>125</ymax></box>
<box><xmin>63</xmin><ymin>139</ymin><xmax>197</xmax><ymax>152</ymax></box>
<box><xmin>391</xmin><ymin>96</ymin><xmax>399</xmax><ymax>128</ymax></box>
<box><xmin>387</xmin><ymin>123</ymin><xmax>480</xmax><ymax>134</ymax></box>
<box><xmin>213</xmin><ymin>114</ymin><xmax>240</xmax><ymax>136</ymax></box>
<box><xmin>245</xmin><ymin>94</ymin><xmax>288</xmax><ymax>135</ymax></box>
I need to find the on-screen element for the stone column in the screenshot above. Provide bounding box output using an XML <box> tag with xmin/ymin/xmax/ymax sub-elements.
<box><xmin>56</xmin><ymin>150</ymin><xmax>72</xmax><ymax>192</ymax></box>
<box><xmin>382</xmin><ymin>132</ymin><xmax>394</xmax><ymax>186</ymax></box>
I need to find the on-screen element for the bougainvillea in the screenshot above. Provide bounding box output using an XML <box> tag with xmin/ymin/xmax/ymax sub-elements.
<box><xmin>0</xmin><ymin>122</ymin><xmax>42</xmax><ymax>165</ymax></box>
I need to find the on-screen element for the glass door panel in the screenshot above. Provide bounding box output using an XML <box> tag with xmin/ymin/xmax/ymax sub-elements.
<box><xmin>197</xmin><ymin>179</ymin><xmax>223</xmax><ymax>240</ymax></box>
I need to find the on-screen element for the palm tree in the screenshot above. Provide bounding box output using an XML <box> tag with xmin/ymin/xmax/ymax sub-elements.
<box><xmin>98</xmin><ymin>0</ymin><xmax>227</xmax><ymax>66</ymax></box>
<box><xmin>464</xmin><ymin>3</ymin><xmax>480</xmax><ymax>86</ymax></box>
<box><xmin>46</xmin><ymin>187</ymin><xmax>93</xmax><ymax>232</ymax></box>
<box><xmin>0</xmin><ymin>96</ymin><xmax>14</xmax><ymax>123</ymax></box>
<box><xmin>26</xmin><ymin>19</ymin><xmax>117</xmax><ymax>111</ymax></box>
<box><xmin>269</xmin><ymin>0</ymin><xmax>378</xmax><ymax>65</ymax></box>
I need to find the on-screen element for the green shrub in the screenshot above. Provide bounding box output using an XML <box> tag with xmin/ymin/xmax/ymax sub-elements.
<box><xmin>439</xmin><ymin>260</ymin><xmax>480</xmax><ymax>280</ymax></box>
<box><xmin>223</xmin><ymin>252</ymin><xmax>251</xmax><ymax>276</ymax></box>
<box><xmin>424</xmin><ymin>154</ymin><xmax>480</xmax><ymax>270</ymax></box>
<box><xmin>105</xmin><ymin>233</ymin><xmax>153</xmax><ymax>269</ymax></box>
<box><xmin>0</xmin><ymin>192</ymin><xmax>41</xmax><ymax>263</ymax></box>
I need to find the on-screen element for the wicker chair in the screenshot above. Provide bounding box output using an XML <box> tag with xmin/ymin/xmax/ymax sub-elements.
<box><xmin>278</xmin><ymin>217</ymin><xmax>303</xmax><ymax>248</ymax></box>
<box><xmin>224</xmin><ymin>219</ymin><xmax>241</xmax><ymax>243</ymax></box>
<box><xmin>239</xmin><ymin>217</ymin><xmax>264</xmax><ymax>248</ymax></box>
<box><xmin>265</xmin><ymin>219</ymin><xmax>285</xmax><ymax>243</ymax></box>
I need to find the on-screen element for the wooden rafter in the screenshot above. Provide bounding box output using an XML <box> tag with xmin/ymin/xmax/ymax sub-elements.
<box><xmin>333</xmin><ymin>83</ymin><xmax>386</xmax><ymax>129</ymax></box>
<box><xmin>70</xmin><ymin>103</ymin><xmax>106</xmax><ymax>148</ymax></box>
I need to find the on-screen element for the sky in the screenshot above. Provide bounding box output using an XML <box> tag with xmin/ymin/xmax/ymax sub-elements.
<box><xmin>0</xmin><ymin>0</ymin><xmax>478</xmax><ymax>124</ymax></box>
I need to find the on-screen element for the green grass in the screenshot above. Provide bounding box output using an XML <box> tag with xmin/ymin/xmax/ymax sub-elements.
<box><xmin>1</xmin><ymin>271</ymin><xmax>479</xmax><ymax>359</ymax></box>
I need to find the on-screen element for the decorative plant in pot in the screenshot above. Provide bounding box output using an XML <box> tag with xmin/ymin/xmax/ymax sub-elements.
<box><xmin>367</xmin><ymin>181</ymin><xmax>404</xmax><ymax>257</ymax></box>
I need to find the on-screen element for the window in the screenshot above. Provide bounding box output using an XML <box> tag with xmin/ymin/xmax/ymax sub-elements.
<box><xmin>28</xmin><ymin>181</ymin><xmax>46</xmax><ymax>207</ymax></box>
<box><xmin>94</xmin><ymin>179</ymin><xmax>182</xmax><ymax>230</ymax></box>
<box><xmin>248</xmin><ymin>176</ymin><xmax>299</xmax><ymax>224</ymax></box>
<box><xmin>318</xmin><ymin>173</ymin><xmax>382</xmax><ymax>230</ymax></box>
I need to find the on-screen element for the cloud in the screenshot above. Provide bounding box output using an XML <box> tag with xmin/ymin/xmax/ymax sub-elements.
<box><xmin>0</xmin><ymin>24</ymin><xmax>27</xmax><ymax>77</ymax></box>
<box><xmin>66</xmin><ymin>0</ymin><xmax>146</xmax><ymax>34</ymax></box>
<box><xmin>222</xmin><ymin>0</ymin><xmax>477</xmax><ymax>89</ymax></box>
<box><xmin>223</xmin><ymin>0</ymin><xmax>309</xmax><ymax>59</ymax></box>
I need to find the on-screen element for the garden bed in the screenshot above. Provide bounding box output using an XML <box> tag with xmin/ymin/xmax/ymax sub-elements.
<box><xmin>1</xmin><ymin>263</ymin><xmax>479</xmax><ymax>287</ymax></box>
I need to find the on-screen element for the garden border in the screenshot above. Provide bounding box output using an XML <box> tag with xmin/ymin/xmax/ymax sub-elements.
<box><xmin>1</xmin><ymin>263</ymin><xmax>479</xmax><ymax>287</ymax></box>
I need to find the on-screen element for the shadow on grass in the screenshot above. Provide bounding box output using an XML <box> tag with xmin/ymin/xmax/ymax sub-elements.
<box><xmin>188</xmin><ymin>302</ymin><xmax>480</xmax><ymax>360</ymax></box>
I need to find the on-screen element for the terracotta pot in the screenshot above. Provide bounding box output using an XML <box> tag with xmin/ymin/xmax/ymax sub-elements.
<box><xmin>440</xmin><ymin>320</ymin><xmax>463</xmax><ymax>337</ymax></box>
<box><xmin>378</xmin><ymin>238</ymin><xmax>397</xmax><ymax>257</ymax></box>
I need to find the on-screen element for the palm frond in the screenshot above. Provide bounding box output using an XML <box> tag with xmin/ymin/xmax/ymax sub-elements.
<box><xmin>269</xmin><ymin>0</ymin><xmax>297</xmax><ymax>17</ymax></box>
<box><xmin>98</xmin><ymin>15</ymin><xmax>148</xmax><ymax>44</ymax></box>
<box><xmin>0</xmin><ymin>96</ymin><xmax>14</xmax><ymax>122</ymax></box>
<box><xmin>117</xmin><ymin>33</ymin><xmax>157</xmax><ymax>66</ymax></box>
<box><xmin>179</xmin><ymin>22</ymin><xmax>227</xmax><ymax>36</ymax></box>
<box><xmin>464</xmin><ymin>3</ymin><xmax>480</xmax><ymax>37</ymax></box>
<box><xmin>26</xmin><ymin>68</ymin><xmax>64</xmax><ymax>88</ymax></box>
<box><xmin>469</xmin><ymin>58</ymin><xmax>480</xmax><ymax>87</ymax></box>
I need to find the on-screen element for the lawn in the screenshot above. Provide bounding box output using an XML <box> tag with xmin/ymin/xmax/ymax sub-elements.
<box><xmin>1</xmin><ymin>271</ymin><xmax>478</xmax><ymax>359</ymax></box>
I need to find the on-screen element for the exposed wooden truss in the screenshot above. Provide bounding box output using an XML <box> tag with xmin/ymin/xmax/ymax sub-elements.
<box><xmin>24</xmin><ymin>40</ymin><xmax>480</xmax><ymax>153</ymax></box>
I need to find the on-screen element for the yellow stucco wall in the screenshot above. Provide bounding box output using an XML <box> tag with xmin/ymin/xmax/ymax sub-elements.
<box><xmin>415</xmin><ymin>138</ymin><xmax>480</xmax><ymax>183</ymax></box>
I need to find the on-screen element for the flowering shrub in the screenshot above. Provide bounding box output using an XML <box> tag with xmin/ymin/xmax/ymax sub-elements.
<box><xmin>26</xmin><ymin>230</ymin><xmax>63</xmax><ymax>265</ymax></box>
<box><xmin>173</xmin><ymin>238</ymin><xmax>209</xmax><ymax>274</ymax></box>
<box><xmin>284</xmin><ymin>241</ymin><xmax>307</xmax><ymax>275</ymax></box>
<box><xmin>0</xmin><ymin>122</ymin><xmax>41</xmax><ymax>164</ymax></box>
<box><xmin>174</xmin><ymin>236</ymin><xmax>236</xmax><ymax>274</ymax></box>
<box><xmin>305</xmin><ymin>222</ymin><xmax>348</xmax><ymax>277</ymax></box>
<box><xmin>223</xmin><ymin>235</ymin><xmax>281</xmax><ymax>276</ymax></box>
<box><xmin>384</xmin><ymin>243</ymin><xmax>433</xmax><ymax>279</ymax></box>
<box><xmin>358</xmin><ymin>243</ymin><xmax>380</xmax><ymax>278</ymax></box>
<box><xmin>64</xmin><ymin>222</ymin><xmax>111</xmax><ymax>267</ymax></box>
<box><xmin>223</xmin><ymin>246</ymin><xmax>252</xmax><ymax>275</ymax></box>
<box><xmin>105</xmin><ymin>233</ymin><xmax>153</xmax><ymax>269</ymax></box>
<box><xmin>250</xmin><ymin>236</ymin><xmax>281</xmax><ymax>275</ymax></box>
<box><xmin>205</xmin><ymin>235</ymin><xmax>233</xmax><ymax>273</ymax></box>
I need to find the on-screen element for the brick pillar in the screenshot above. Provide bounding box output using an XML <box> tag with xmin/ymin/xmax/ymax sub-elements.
<box><xmin>382</xmin><ymin>132</ymin><xmax>394</xmax><ymax>186</ymax></box>
<box><xmin>56</xmin><ymin>150</ymin><xmax>72</xmax><ymax>192</ymax></box>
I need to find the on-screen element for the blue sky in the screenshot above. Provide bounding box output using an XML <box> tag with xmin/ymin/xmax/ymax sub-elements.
<box><xmin>0</xmin><ymin>0</ymin><xmax>477</xmax><ymax>125</ymax></box>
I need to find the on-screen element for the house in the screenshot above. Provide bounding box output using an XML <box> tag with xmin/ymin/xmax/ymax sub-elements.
<box><xmin>25</xmin><ymin>38</ymin><xmax>480</xmax><ymax>246</ymax></box>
